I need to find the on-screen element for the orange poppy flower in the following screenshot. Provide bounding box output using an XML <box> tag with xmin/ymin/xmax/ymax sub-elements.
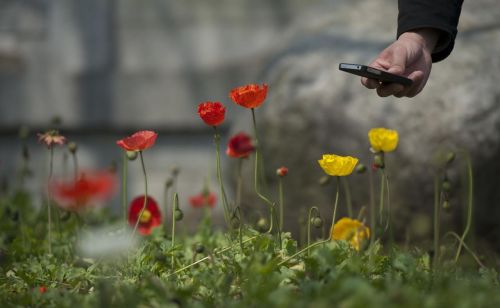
<box><xmin>229</xmin><ymin>83</ymin><xmax>268</xmax><ymax>109</ymax></box>
<box><xmin>116</xmin><ymin>130</ymin><xmax>157</xmax><ymax>152</ymax></box>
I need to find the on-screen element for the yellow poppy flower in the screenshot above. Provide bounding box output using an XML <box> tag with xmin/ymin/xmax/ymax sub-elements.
<box><xmin>368</xmin><ymin>128</ymin><xmax>399</xmax><ymax>152</ymax></box>
<box><xmin>331</xmin><ymin>217</ymin><xmax>370</xmax><ymax>251</ymax></box>
<box><xmin>318</xmin><ymin>154</ymin><xmax>358</xmax><ymax>176</ymax></box>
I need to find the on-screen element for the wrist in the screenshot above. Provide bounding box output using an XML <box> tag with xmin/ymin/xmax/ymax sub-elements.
<box><xmin>399</xmin><ymin>28</ymin><xmax>439</xmax><ymax>54</ymax></box>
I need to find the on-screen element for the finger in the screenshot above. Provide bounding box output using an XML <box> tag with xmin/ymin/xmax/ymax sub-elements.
<box><xmin>361</xmin><ymin>77</ymin><xmax>380</xmax><ymax>89</ymax></box>
<box><xmin>376</xmin><ymin>83</ymin><xmax>405</xmax><ymax>97</ymax></box>
<box><xmin>387</xmin><ymin>45</ymin><xmax>407</xmax><ymax>75</ymax></box>
<box><xmin>405</xmin><ymin>71</ymin><xmax>425</xmax><ymax>97</ymax></box>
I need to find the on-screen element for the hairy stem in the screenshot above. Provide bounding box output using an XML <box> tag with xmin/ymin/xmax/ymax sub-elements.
<box><xmin>121</xmin><ymin>151</ymin><xmax>128</xmax><ymax>226</ymax></box>
<box><xmin>214</xmin><ymin>126</ymin><xmax>231</xmax><ymax>228</ymax></box>
<box><xmin>454</xmin><ymin>153</ymin><xmax>474</xmax><ymax>263</ymax></box>
<box><xmin>131</xmin><ymin>151</ymin><xmax>148</xmax><ymax>238</ymax></box>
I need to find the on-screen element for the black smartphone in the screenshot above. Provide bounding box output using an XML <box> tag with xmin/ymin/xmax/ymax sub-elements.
<box><xmin>339</xmin><ymin>63</ymin><xmax>413</xmax><ymax>86</ymax></box>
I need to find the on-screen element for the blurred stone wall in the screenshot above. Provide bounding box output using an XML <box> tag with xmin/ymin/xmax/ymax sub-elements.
<box><xmin>0</xmin><ymin>0</ymin><xmax>335</xmax><ymax>227</ymax></box>
<box><xmin>237</xmin><ymin>0</ymin><xmax>500</xmax><ymax>246</ymax></box>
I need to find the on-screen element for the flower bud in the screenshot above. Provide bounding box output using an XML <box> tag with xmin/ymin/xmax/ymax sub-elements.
<box><xmin>257</xmin><ymin>218</ymin><xmax>268</xmax><ymax>232</ymax></box>
<box><xmin>355</xmin><ymin>164</ymin><xmax>366</xmax><ymax>174</ymax></box>
<box><xmin>68</xmin><ymin>142</ymin><xmax>78</xmax><ymax>154</ymax></box>
<box><xmin>195</xmin><ymin>243</ymin><xmax>205</xmax><ymax>254</ymax></box>
<box><xmin>174</xmin><ymin>209</ymin><xmax>184</xmax><ymax>221</ymax></box>
<box><xmin>276</xmin><ymin>166</ymin><xmax>288</xmax><ymax>177</ymax></box>
<box><xmin>126</xmin><ymin>151</ymin><xmax>138</xmax><ymax>161</ymax></box>
<box><xmin>165</xmin><ymin>178</ymin><xmax>174</xmax><ymax>188</ymax></box>
<box><xmin>311</xmin><ymin>217</ymin><xmax>323</xmax><ymax>228</ymax></box>
<box><xmin>442</xmin><ymin>180</ymin><xmax>451</xmax><ymax>192</ymax></box>
<box><xmin>442</xmin><ymin>200</ymin><xmax>451</xmax><ymax>212</ymax></box>
<box><xmin>230</xmin><ymin>215</ymin><xmax>240</xmax><ymax>229</ymax></box>
<box><xmin>445</xmin><ymin>152</ymin><xmax>455</xmax><ymax>164</ymax></box>
<box><xmin>373</xmin><ymin>154</ymin><xmax>385</xmax><ymax>169</ymax></box>
<box><xmin>318</xmin><ymin>175</ymin><xmax>331</xmax><ymax>186</ymax></box>
<box><xmin>171</xmin><ymin>165</ymin><xmax>180</xmax><ymax>177</ymax></box>
<box><xmin>22</xmin><ymin>145</ymin><xmax>30</xmax><ymax>160</ymax></box>
<box><xmin>18</xmin><ymin>125</ymin><xmax>30</xmax><ymax>140</ymax></box>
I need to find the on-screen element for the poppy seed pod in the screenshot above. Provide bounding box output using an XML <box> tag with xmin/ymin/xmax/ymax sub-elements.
<box><xmin>311</xmin><ymin>217</ymin><xmax>323</xmax><ymax>228</ymax></box>
<box><xmin>174</xmin><ymin>209</ymin><xmax>184</xmax><ymax>221</ymax></box>
<box><xmin>68</xmin><ymin>142</ymin><xmax>78</xmax><ymax>154</ymax></box>
<box><xmin>355</xmin><ymin>164</ymin><xmax>367</xmax><ymax>174</ymax></box>
<box><xmin>257</xmin><ymin>218</ymin><xmax>268</xmax><ymax>232</ymax></box>
<box><xmin>442</xmin><ymin>180</ymin><xmax>451</xmax><ymax>192</ymax></box>
<box><xmin>126</xmin><ymin>151</ymin><xmax>138</xmax><ymax>161</ymax></box>
<box><xmin>446</xmin><ymin>152</ymin><xmax>456</xmax><ymax>164</ymax></box>
<box><xmin>442</xmin><ymin>200</ymin><xmax>451</xmax><ymax>212</ymax></box>
<box><xmin>195</xmin><ymin>243</ymin><xmax>205</xmax><ymax>254</ymax></box>
<box><xmin>373</xmin><ymin>154</ymin><xmax>385</xmax><ymax>169</ymax></box>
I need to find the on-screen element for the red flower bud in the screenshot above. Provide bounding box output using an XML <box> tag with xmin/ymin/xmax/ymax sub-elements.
<box><xmin>276</xmin><ymin>166</ymin><xmax>288</xmax><ymax>177</ymax></box>
<box><xmin>226</xmin><ymin>132</ymin><xmax>254</xmax><ymax>158</ymax></box>
<box><xmin>198</xmin><ymin>102</ymin><xmax>225</xmax><ymax>126</ymax></box>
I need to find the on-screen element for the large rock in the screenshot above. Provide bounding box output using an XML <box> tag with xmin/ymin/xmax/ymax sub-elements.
<box><xmin>237</xmin><ymin>0</ymin><xmax>500</xmax><ymax>246</ymax></box>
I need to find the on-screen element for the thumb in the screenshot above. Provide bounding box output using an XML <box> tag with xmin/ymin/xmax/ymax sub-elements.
<box><xmin>387</xmin><ymin>45</ymin><xmax>407</xmax><ymax>75</ymax></box>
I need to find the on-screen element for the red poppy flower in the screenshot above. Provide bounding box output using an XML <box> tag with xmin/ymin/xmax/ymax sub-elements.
<box><xmin>37</xmin><ymin>130</ymin><xmax>66</xmax><ymax>148</ymax></box>
<box><xmin>226</xmin><ymin>132</ymin><xmax>255</xmax><ymax>158</ymax></box>
<box><xmin>197</xmin><ymin>102</ymin><xmax>225</xmax><ymax>126</ymax></box>
<box><xmin>189</xmin><ymin>192</ymin><xmax>217</xmax><ymax>209</ymax></box>
<box><xmin>50</xmin><ymin>170</ymin><xmax>117</xmax><ymax>211</ymax></box>
<box><xmin>276</xmin><ymin>166</ymin><xmax>288</xmax><ymax>177</ymax></box>
<box><xmin>39</xmin><ymin>285</ymin><xmax>47</xmax><ymax>294</ymax></box>
<box><xmin>116</xmin><ymin>130</ymin><xmax>158</xmax><ymax>151</ymax></box>
<box><xmin>229</xmin><ymin>83</ymin><xmax>268</xmax><ymax>109</ymax></box>
<box><xmin>128</xmin><ymin>195</ymin><xmax>162</xmax><ymax>235</ymax></box>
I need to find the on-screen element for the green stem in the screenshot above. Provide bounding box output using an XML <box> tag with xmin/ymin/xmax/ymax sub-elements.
<box><xmin>307</xmin><ymin>206</ymin><xmax>321</xmax><ymax>256</ymax></box>
<box><xmin>369</xmin><ymin>168</ymin><xmax>376</xmax><ymax>246</ymax></box>
<box><xmin>213</xmin><ymin>126</ymin><xmax>231</xmax><ymax>228</ymax></box>
<box><xmin>164</xmin><ymin>184</ymin><xmax>170</xmax><ymax>234</ymax></box>
<box><xmin>445</xmin><ymin>232</ymin><xmax>484</xmax><ymax>268</ymax></box>
<box><xmin>382</xmin><ymin>170</ymin><xmax>391</xmax><ymax>233</ymax></box>
<box><xmin>279</xmin><ymin>177</ymin><xmax>284</xmax><ymax>230</ymax></box>
<box><xmin>236</xmin><ymin>158</ymin><xmax>243</xmax><ymax>212</ymax></box>
<box><xmin>121</xmin><ymin>152</ymin><xmax>128</xmax><ymax>225</ymax></box>
<box><xmin>454</xmin><ymin>153</ymin><xmax>474</xmax><ymax>263</ymax></box>
<box><xmin>251</xmin><ymin>108</ymin><xmax>274</xmax><ymax>209</ymax></box>
<box><xmin>379</xmin><ymin>171</ymin><xmax>385</xmax><ymax>227</ymax></box>
<box><xmin>342</xmin><ymin>177</ymin><xmax>353</xmax><ymax>217</ymax></box>
<box><xmin>433</xmin><ymin>174</ymin><xmax>441</xmax><ymax>269</ymax></box>
<box><xmin>171</xmin><ymin>193</ymin><xmax>178</xmax><ymax>269</ymax></box>
<box><xmin>251</xmin><ymin>108</ymin><xmax>279</xmax><ymax>247</ymax></box>
<box><xmin>71</xmin><ymin>152</ymin><xmax>78</xmax><ymax>182</ymax></box>
<box><xmin>281</xmin><ymin>177</ymin><xmax>341</xmax><ymax>264</ymax></box>
<box><xmin>167</xmin><ymin>235</ymin><xmax>258</xmax><ymax>277</ymax></box>
<box><xmin>47</xmin><ymin>146</ymin><xmax>54</xmax><ymax>254</ymax></box>
<box><xmin>328</xmin><ymin>177</ymin><xmax>341</xmax><ymax>239</ymax></box>
<box><xmin>131</xmin><ymin>151</ymin><xmax>148</xmax><ymax>238</ymax></box>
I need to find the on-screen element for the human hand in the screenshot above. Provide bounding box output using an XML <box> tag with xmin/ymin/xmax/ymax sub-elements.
<box><xmin>361</xmin><ymin>29</ymin><xmax>439</xmax><ymax>98</ymax></box>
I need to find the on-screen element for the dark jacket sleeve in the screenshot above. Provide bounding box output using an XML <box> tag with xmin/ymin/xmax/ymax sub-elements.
<box><xmin>398</xmin><ymin>0</ymin><xmax>464</xmax><ymax>62</ymax></box>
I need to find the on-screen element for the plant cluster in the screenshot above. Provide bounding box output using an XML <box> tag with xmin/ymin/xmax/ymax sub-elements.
<box><xmin>0</xmin><ymin>84</ymin><xmax>498</xmax><ymax>307</ymax></box>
